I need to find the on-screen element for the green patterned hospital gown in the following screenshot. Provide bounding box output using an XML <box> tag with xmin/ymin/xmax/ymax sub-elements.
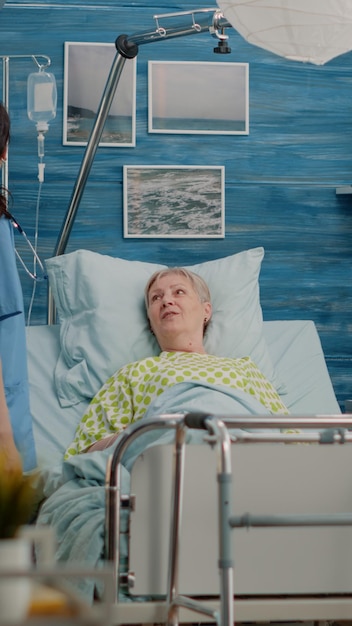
<box><xmin>65</xmin><ymin>351</ymin><xmax>289</xmax><ymax>458</ymax></box>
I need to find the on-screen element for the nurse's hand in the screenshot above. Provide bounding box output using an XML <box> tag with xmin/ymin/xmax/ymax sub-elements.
<box><xmin>0</xmin><ymin>434</ymin><xmax>22</xmax><ymax>474</ymax></box>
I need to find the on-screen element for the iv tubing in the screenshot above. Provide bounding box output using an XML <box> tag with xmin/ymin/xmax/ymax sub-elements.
<box><xmin>27</xmin><ymin>180</ymin><xmax>43</xmax><ymax>326</ymax></box>
<box><xmin>37</xmin><ymin>131</ymin><xmax>46</xmax><ymax>183</ymax></box>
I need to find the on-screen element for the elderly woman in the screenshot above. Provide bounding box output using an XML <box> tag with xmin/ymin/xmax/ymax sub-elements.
<box><xmin>65</xmin><ymin>267</ymin><xmax>288</xmax><ymax>457</ymax></box>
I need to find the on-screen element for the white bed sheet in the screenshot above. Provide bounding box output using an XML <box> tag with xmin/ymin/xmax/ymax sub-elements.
<box><xmin>263</xmin><ymin>319</ymin><xmax>340</xmax><ymax>414</ymax></box>
<box><xmin>26</xmin><ymin>324</ymin><xmax>89</xmax><ymax>483</ymax></box>
<box><xmin>26</xmin><ymin>319</ymin><xmax>340</xmax><ymax>477</ymax></box>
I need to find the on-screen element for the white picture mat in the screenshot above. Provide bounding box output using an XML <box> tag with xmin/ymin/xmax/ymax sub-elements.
<box><xmin>123</xmin><ymin>165</ymin><xmax>225</xmax><ymax>238</ymax></box>
<box><xmin>148</xmin><ymin>60</ymin><xmax>249</xmax><ymax>135</ymax></box>
<box><xmin>63</xmin><ymin>42</ymin><xmax>136</xmax><ymax>147</ymax></box>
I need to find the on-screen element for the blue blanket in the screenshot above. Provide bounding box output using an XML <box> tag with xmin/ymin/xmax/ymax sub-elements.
<box><xmin>36</xmin><ymin>382</ymin><xmax>273</xmax><ymax>601</ymax></box>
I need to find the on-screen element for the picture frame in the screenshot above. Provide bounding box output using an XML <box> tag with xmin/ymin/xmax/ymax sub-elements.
<box><xmin>63</xmin><ymin>42</ymin><xmax>136</xmax><ymax>147</ymax></box>
<box><xmin>123</xmin><ymin>165</ymin><xmax>225</xmax><ymax>238</ymax></box>
<box><xmin>148</xmin><ymin>61</ymin><xmax>249</xmax><ymax>135</ymax></box>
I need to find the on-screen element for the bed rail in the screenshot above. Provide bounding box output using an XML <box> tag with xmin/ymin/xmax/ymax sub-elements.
<box><xmin>105</xmin><ymin>413</ymin><xmax>352</xmax><ymax>626</ymax></box>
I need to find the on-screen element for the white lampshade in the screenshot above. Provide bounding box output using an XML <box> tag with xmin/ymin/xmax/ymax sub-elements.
<box><xmin>216</xmin><ymin>0</ymin><xmax>352</xmax><ymax>65</ymax></box>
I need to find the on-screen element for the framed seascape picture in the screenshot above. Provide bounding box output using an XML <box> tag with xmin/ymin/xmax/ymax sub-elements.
<box><xmin>63</xmin><ymin>42</ymin><xmax>136</xmax><ymax>146</ymax></box>
<box><xmin>148</xmin><ymin>61</ymin><xmax>249</xmax><ymax>135</ymax></box>
<box><xmin>123</xmin><ymin>165</ymin><xmax>225</xmax><ymax>239</ymax></box>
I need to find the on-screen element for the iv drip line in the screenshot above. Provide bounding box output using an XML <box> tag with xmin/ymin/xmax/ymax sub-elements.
<box><xmin>27</xmin><ymin>179</ymin><xmax>43</xmax><ymax>326</ymax></box>
<box><xmin>37</xmin><ymin>132</ymin><xmax>45</xmax><ymax>183</ymax></box>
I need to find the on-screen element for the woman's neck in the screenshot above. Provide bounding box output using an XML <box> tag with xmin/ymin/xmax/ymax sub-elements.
<box><xmin>160</xmin><ymin>338</ymin><xmax>206</xmax><ymax>354</ymax></box>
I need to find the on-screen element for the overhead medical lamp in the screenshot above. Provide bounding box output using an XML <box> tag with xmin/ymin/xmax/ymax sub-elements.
<box><xmin>215</xmin><ymin>1</ymin><xmax>352</xmax><ymax>194</ymax></box>
<box><xmin>216</xmin><ymin>0</ymin><xmax>352</xmax><ymax>65</ymax></box>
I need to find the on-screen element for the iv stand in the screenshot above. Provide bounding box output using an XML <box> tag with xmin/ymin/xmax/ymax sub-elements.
<box><xmin>47</xmin><ymin>8</ymin><xmax>232</xmax><ymax>324</ymax></box>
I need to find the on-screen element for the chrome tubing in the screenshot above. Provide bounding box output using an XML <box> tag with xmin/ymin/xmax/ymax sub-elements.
<box><xmin>47</xmin><ymin>50</ymin><xmax>127</xmax><ymax>324</ymax></box>
<box><xmin>53</xmin><ymin>51</ymin><xmax>127</xmax><ymax>260</ymax></box>
<box><xmin>221</xmin><ymin>415</ymin><xmax>352</xmax><ymax>431</ymax></box>
<box><xmin>166</xmin><ymin>422</ymin><xmax>187</xmax><ymax>626</ymax></box>
<box><xmin>105</xmin><ymin>415</ymin><xmax>184</xmax><ymax>602</ymax></box>
<box><xmin>167</xmin><ymin>413</ymin><xmax>234</xmax><ymax>626</ymax></box>
<box><xmin>206</xmin><ymin>417</ymin><xmax>234</xmax><ymax>626</ymax></box>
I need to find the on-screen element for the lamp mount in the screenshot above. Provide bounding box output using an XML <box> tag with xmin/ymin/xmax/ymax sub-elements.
<box><xmin>117</xmin><ymin>8</ymin><xmax>231</xmax><ymax>50</ymax></box>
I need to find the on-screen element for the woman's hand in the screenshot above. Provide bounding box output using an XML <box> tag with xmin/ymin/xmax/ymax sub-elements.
<box><xmin>0</xmin><ymin>433</ymin><xmax>22</xmax><ymax>474</ymax></box>
<box><xmin>0</xmin><ymin>361</ymin><xmax>22</xmax><ymax>474</ymax></box>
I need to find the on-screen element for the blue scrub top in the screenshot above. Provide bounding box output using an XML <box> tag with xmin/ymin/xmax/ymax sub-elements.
<box><xmin>0</xmin><ymin>216</ymin><xmax>37</xmax><ymax>471</ymax></box>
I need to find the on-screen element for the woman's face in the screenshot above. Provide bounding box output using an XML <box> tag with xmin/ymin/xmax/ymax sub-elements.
<box><xmin>147</xmin><ymin>272</ymin><xmax>211</xmax><ymax>352</ymax></box>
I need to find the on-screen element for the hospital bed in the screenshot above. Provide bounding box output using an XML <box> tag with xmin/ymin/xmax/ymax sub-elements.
<box><xmin>26</xmin><ymin>247</ymin><xmax>352</xmax><ymax>625</ymax></box>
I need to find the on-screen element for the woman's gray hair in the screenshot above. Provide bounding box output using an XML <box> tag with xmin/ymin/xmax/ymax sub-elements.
<box><xmin>145</xmin><ymin>267</ymin><xmax>211</xmax><ymax>308</ymax></box>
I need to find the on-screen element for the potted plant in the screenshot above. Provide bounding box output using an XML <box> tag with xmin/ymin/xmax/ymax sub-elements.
<box><xmin>0</xmin><ymin>456</ymin><xmax>36</xmax><ymax>539</ymax></box>
<box><xmin>0</xmin><ymin>453</ymin><xmax>37</xmax><ymax>623</ymax></box>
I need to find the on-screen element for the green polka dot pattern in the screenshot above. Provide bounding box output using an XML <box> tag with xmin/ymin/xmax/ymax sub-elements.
<box><xmin>65</xmin><ymin>352</ymin><xmax>289</xmax><ymax>458</ymax></box>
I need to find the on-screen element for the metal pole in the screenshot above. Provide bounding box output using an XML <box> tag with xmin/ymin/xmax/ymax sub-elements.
<box><xmin>53</xmin><ymin>50</ymin><xmax>128</xmax><ymax>259</ymax></box>
<box><xmin>166</xmin><ymin>422</ymin><xmax>187</xmax><ymax>626</ymax></box>
<box><xmin>209</xmin><ymin>418</ymin><xmax>234</xmax><ymax>626</ymax></box>
<box><xmin>105</xmin><ymin>415</ymin><xmax>184</xmax><ymax>602</ymax></box>
<box><xmin>47</xmin><ymin>51</ymin><xmax>129</xmax><ymax>325</ymax></box>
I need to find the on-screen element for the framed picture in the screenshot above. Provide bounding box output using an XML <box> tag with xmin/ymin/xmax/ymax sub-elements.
<box><xmin>63</xmin><ymin>42</ymin><xmax>136</xmax><ymax>147</ymax></box>
<box><xmin>148</xmin><ymin>61</ymin><xmax>249</xmax><ymax>135</ymax></box>
<box><xmin>123</xmin><ymin>165</ymin><xmax>225</xmax><ymax>238</ymax></box>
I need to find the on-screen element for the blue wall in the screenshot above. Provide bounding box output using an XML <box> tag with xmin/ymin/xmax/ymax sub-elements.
<box><xmin>1</xmin><ymin>0</ymin><xmax>351</xmax><ymax>409</ymax></box>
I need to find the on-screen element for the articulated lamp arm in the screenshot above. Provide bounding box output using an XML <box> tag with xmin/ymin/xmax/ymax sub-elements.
<box><xmin>48</xmin><ymin>8</ymin><xmax>232</xmax><ymax>324</ymax></box>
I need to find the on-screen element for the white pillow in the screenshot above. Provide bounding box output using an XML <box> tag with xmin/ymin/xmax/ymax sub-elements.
<box><xmin>46</xmin><ymin>247</ymin><xmax>283</xmax><ymax>407</ymax></box>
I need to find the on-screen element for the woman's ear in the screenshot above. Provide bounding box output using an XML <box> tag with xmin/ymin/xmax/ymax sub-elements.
<box><xmin>204</xmin><ymin>301</ymin><xmax>212</xmax><ymax>321</ymax></box>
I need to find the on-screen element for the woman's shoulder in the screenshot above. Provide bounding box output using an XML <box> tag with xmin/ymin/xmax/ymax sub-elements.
<box><xmin>119</xmin><ymin>353</ymin><xmax>163</xmax><ymax>372</ymax></box>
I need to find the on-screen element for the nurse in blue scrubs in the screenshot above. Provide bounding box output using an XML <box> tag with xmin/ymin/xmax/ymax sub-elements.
<box><xmin>0</xmin><ymin>102</ymin><xmax>36</xmax><ymax>472</ymax></box>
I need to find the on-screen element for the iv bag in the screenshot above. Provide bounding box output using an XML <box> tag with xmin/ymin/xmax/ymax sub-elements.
<box><xmin>27</xmin><ymin>70</ymin><xmax>57</xmax><ymax>131</ymax></box>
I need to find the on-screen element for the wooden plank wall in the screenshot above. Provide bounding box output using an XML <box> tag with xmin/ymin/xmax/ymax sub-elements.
<box><xmin>1</xmin><ymin>0</ymin><xmax>351</xmax><ymax>410</ymax></box>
